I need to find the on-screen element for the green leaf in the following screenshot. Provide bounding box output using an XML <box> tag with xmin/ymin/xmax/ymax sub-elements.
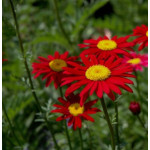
<box><xmin>31</xmin><ymin>33</ymin><xmax>70</xmax><ymax>49</ymax></box>
<box><xmin>2</xmin><ymin>17</ymin><xmax>16</xmax><ymax>41</ymax></box>
<box><xmin>8</xmin><ymin>97</ymin><xmax>34</xmax><ymax>120</ymax></box>
<box><xmin>73</xmin><ymin>0</ymin><xmax>109</xmax><ymax>36</ymax></box>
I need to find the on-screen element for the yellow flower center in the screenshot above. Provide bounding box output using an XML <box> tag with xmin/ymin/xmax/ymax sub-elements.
<box><xmin>68</xmin><ymin>103</ymin><xmax>84</xmax><ymax>116</ymax></box>
<box><xmin>127</xmin><ymin>58</ymin><xmax>141</xmax><ymax>65</ymax></box>
<box><xmin>97</xmin><ymin>40</ymin><xmax>117</xmax><ymax>50</ymax></box>
<box><xmin>146</xmin><ymin>31</ymin><xmax>148</xmax><ymax>37</ymax></box>
<box><xmin>85</xmin><ymin>65</ymin><xmax>111</xmax><ymax>81</ymax></box>
<box><xmin>49</xmin><ymin>59</ymin><xmax>67</xmax><ymax>72</ymax></box>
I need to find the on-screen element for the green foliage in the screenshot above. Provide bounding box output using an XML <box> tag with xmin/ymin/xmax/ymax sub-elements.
<box><xmin>2</xmin><ymin>0</ymin><xmax>148</xmax><ymax>150</ymax></box>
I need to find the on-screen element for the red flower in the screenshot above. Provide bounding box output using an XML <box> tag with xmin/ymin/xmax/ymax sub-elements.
<box><xmin>78</xmin><ymin>35</ymin><xmax>134</xmax><ymax>59</ymax></box>
<box><xmin>62</xmin><ymin>55</ymin><xmax>135</xmax><ymax>105</ymax></box>
<box><xmin>132</xmin><ymin>25</ymin><xmax>148</xmax><ymax>51</ymax></box>
<box><xmin>51</xmin><ymin>94</ymin><xmax>101</xmax><ymax>130</ymax></box>
<box><xmin>32</xmin><ymin>51</ymin><xmax>77</xmax><ymax>89</ymax></box>
<box><xmin>2</xmin><ymin>59</ymin><xmax>8</xmax><ymax>62</ymax></box>
<box><xmin>129</xmin><ymin>101</ymin><xmax>141</xmax><ymax>115</ymax></box>
<box><xmin>123</xmin><ymin>52</ymin><xmax>148</xmax><ymax>71</ymax></box>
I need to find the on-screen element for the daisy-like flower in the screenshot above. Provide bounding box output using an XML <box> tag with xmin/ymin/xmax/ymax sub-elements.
<box><xmin>124</xmin><ymin>52</ymin><xmax>148</xmax><ymax>71</ymax></box>
<box><xmin>32</xmin><ymin>51</ymin><xmax>77</xmax><ymax>89</ymax></box>
<box><xmin>51</xmin><ymin>94</ymin><xmax>101</xmax><ymax>130</ymax></box>
<box><xmin>78</xmin><ymin>35</ymin><xmax>134</xmax><ymax>58</ymax></box>
<box><xmin>62</xmin><ymin>55</ymin><xmax>135</xmax><ymax>105</ymax></box>
<box><xmin>132</xmin><ymin>25</ymin><xmax>148</xmax><ymax>51</ymax></box>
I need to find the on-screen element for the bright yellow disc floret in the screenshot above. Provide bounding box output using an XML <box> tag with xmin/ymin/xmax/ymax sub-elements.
<box><xmin>127</xmin><ymin>58</ymin><xmax>141</xmax><ymax>65</ymax></box>
<box><xmin>85</xmin><ymin>65</ymin><xmax>111</xmax><ymax>81</ymax></box>
<box><xmin>68</xmin><ymin>103</ymin><xmax>84</xmax><ymax>116</ymax></box>
<box><xmin>97</xmin><ymin>40</ymin><xmax>117</xmax><ymax>50</ymax></box>
<box><xmin>49</xmin><ymin>59</ymin><xmax>67</xmax><ymax>72</ymax></box>
<box><xmin>146</xmin><ymin>31</ymin><xmax>148</xmax><ymax>37</ymax></box>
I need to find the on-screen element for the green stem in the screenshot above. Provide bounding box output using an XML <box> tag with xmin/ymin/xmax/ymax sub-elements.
<box><xmin>114</xmin><ymin>102</ymin><xmax>120</xmax><ymax>150</ymax></box>
<box><xmin>78</xmin><ymin>128</ymin><xmax>84</xmax><ymax>150</ymax></box>
<box><xmin>134</xmin><ymin>71</ymin><xmax>142</xmax><ymax>101</ymax></box>
<box><xmin>59</xmin><ymin>87</ymin><xmax>63</xmax><ymax>98</ymax></box>
<box><xmin>86</xmin><ymin>124</ymin><xmax>93</xmax><ymax>149</ymax></box>
<box><xmin>8</xmin><ymin>0</ymin><xmax>60</xmax><ymax>149</ymax></box>
<box><xmin>64</xmin><ymin>122</ymin><xmax>73</xmax><ymax>150</ymax></box>
<box><xmin>137</xmin><ymin>115</ymin><xmax>148</xmax><ymax>133</ymax></box>
<box><xmin>2</xmin><ymin>101</ymin><xmax>22</xmax><ymax>146</ymax></box>
<box><xmin>100</xmin><ymin>97</ymin><xmax>115</xmax><ymax>150</ymax></box>
<box><xmin>59</xmin><ymin>87</ymin><xmax>72</xmax><ymax>150</ymax></box>
<box><xmin>53</xmin><ymin>0</ymin><xmax>72</xmax><ymax>46</ymax></box>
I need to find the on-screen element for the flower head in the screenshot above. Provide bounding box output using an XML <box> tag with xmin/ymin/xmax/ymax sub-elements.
<box><xmin>132</xmin><ymin>25</ymin><xmax>148</xmax><ymax>51</ymax></box>
<box><xmin>124</xmin><ymin>52</ymin><xmax>148</xmax><ymax>71</ymax></box>
<box><xmin>51</xmin><ymin>94</ymin><xmax>101</xmax><ymax>130</ymax></box>
<box><xmin>129</xmin><ymin>101</ymin><xmax>141</xmax><ymax>115</ymax></box>
<box><xmin>32</xmin><ymin>51</ymin><xmax>78</xmax><ymax>89</ymax></box>
<box><xmin>78</xmin><ymin>35</ymin><xmax>134</xmax><ymax>59</ymax></box>
<box><xmin>62</xmin><ymin>55</ymin><xmax>135</xmax><ymax>105</ymax></box>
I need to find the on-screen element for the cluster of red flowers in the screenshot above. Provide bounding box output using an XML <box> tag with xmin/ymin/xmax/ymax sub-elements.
<box><xmin>32</xmin><ymin>24</ymin><xmax>148</xmax><ymax>130</ymax></box>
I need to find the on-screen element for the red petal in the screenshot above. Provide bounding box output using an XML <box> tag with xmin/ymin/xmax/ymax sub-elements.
<box><xmin>101</xmin><ymin>81</ymin><xmax>110</xmax><ymax>94</ymax></box>
<box><xmin>58</xmin><ymin>97</ymin><xmax>67</xmax><ymax>105</ymax></box>
<box><xmin>81</xmin><ymin>114</ymin><xmax>94</xmax><ymax>122</ymax></box>
<box><xmin>54</xmin><ymin>51</ymin><xmax>60</xmax><ymax>58</ymax></box>
<box><xmin>96</xmin><ymin>82</ymin><xmax>103</xmax><ymax>98</ymax></box>
<box><xmin>90</xmin><ymin>82</ymin><xmax>98</xmax><ymax>95</ymax></box>
<box><xmin>84</xmin><ymin>99</ymin><xmax>98</xmax><ymax>108</ymax></box>
<box><xmin>107</xmin><ymin>91</ymin><xmax>115</xmax><ymax>101</ymax></box>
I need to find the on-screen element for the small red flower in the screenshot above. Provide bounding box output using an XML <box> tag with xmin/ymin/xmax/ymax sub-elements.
<box><xmin>78</xmin><ymin>35</ymin><xmax>134</xmax><ymax>59</ymax></box>
<box><xmin>32</xmin><ymin>51</ymin><xmax>77</xmax><ymax>89</ymax></box>
<box><xmin>2</xmin><ymin>58</ymin><xmax>8</xmax><ymax>62</ymax></box>
<box><xmin>51</xmin><ymin>94</ymin><xmax>101</xmax><ymax>130</ymax></box>
<box><xmin>132</xmin><ymin>25</ymin><xmax>148</xmax><ymax>51</ymax></box>
<box><xmin>62</xmin><ymin>55</ymin><xmax>135</xmax><ymax>105</ymax></box>
<box><xmin>129</xmin><ymin>101</ymin><xmax>141</xmax><ymax>115</ymax></box>
<box><xmin>123</xmin><ymin>52</ymin><xmax>148</xmax><ymax>71</ymax></box>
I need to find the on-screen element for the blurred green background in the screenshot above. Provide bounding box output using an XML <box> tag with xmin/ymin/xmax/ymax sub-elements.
<box><xmin>2</xmin><ymin>0</ymin><xmax>148</xmax><ymax>150</ymax></box>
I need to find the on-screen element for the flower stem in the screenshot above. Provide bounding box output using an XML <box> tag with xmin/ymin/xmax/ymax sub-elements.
<box><xmin>8</xmin><ymin>0</ymin><xmax>59</xmax><ymax>149</ymax></box>
<box><xmin>59</xmin><ymin>88</ymin><xmax>72</xmax><ymax>150</ymax></box>
<box><xmin>78</xmin><ymin>128</ymin><xmax>84</xmax><ymax>150</ymax></box>
<box><xmin>53</xmin><ymin>0</ymin><xmax>72</xmax><ymax>46</ymax></box>
<box><xmin>137</xmin><ymin>115</ymin><xmax>148</xmax><ymax>133</ymax></box>
<box><xmin>59</xmin><ymin>87</ymin><xmax>63</xmax><ymax>98</ymax></box>
<box><xmin>114</xmin><ymin>101</ymin><xmax>120</xmax><ymax>150</ymax></box>
<box><xmin>100</xmin><ymin>97</ymin><xmax>115</xmax><ymax>150</ymax></box>
<box><xmin>64</xmin><ymin>121</ymin><xmax>73</xmax><ymax>150</ymax></box>
<box><xmin>2</xmin><ymin>101</ymin><xmax>22</xmax><ymax>146</ymax></box>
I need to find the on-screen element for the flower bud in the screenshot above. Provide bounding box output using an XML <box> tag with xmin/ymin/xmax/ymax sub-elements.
<box><xmin>129</xmin><ymin>101</ymin><xmax>141</xmax><ymax>115</ymax></box>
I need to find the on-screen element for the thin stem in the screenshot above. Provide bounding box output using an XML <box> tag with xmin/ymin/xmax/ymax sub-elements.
<box><xmin>59</xmin><ymin>87</ymin><xmax>63</xmax><ymax>98</ymax></box>
<box><xmin>8</xmin><ymin>0</ymin><xmax>60</xmax><ymax>149</ymax></box>
<box><xmin>78</xmin><ymin>128</ymin><xmax>84</xmax><ymax>150</ymax></box>
<box><xmin>134</xmin><ymin>71</ymin><xmax>142</xmax><ymax>101</ymax></box>
<box><xmin>114</xmin><ymin>102</ymin><xmax>120</xmax><ymax>150</ymax></box>
<box><xmin>137</xmin><ymin>115</ymin><xmax>148</xmax><ymax>133</ymax></box>
<box><xmin>100</xmin><ymin>97</ymin><xmax>115</xmax><ymax>150</ymax></box>
<box><xmin>2</xmin><ymin>101</ymin><xmax>22</xmax><ymax>146</ymax></box>
<box><xmin>64</xmin><ymin>121</ymin><xmax>73</xmax><ymax>150</ymax></box>
<box><xmin>53</xmin><ymin>0</ymin><xmax>72</xmax><ymax>46</ymax></box>
<box><xmin>44</xmin><ymin>117</ymin><xmax>60</xmax><ymax>150</ymax></box>
<box><xmin>86</xmin><ymin>124</ymin><xmax>92</xmax><ymax>148</ymax></box>
<box><xmin>59</xmin><ymin>87</ymin><xmax>72</xmax><ymax>150</ymax></box>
